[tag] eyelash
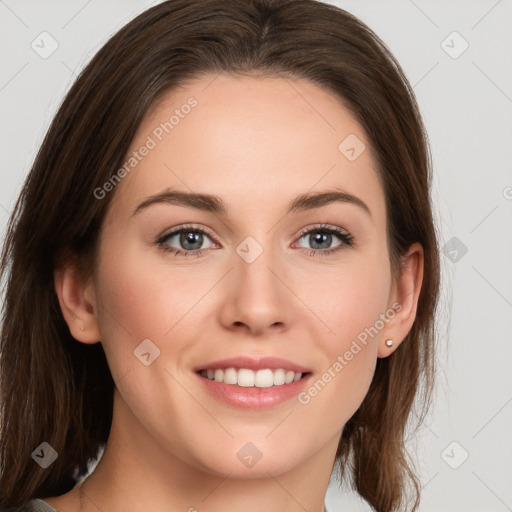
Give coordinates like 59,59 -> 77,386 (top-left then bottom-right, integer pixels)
155,223 -> 354,258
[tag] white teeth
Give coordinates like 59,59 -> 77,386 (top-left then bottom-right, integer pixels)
223,367 -> 238,385
254,369 -> 274,388
237,368 -> 254,387
273,368 -> 286,385
201,367 -> 305,387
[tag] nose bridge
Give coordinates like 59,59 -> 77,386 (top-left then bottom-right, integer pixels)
223,233 -> 290,332
234,233 -> 282,296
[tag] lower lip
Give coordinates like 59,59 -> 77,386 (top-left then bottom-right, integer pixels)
195,372 -> 312,410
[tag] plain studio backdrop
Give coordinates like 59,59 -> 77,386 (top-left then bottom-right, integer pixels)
1,1 -> 511,511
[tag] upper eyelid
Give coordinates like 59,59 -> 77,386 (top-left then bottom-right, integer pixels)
297,223 -> 349,236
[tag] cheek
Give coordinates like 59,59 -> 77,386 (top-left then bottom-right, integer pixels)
92,238 -> 203,371
309,251 -> 392,350
299,253 -> 391,420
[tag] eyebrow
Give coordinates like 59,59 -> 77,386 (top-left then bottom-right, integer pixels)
132,188 -> 371,217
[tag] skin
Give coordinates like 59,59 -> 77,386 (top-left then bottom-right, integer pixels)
51,73 -> 423,512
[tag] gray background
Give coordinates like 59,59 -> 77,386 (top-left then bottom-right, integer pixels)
1,1 -> 511,510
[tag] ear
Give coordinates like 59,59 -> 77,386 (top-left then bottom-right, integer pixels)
378,242 -> 424,358
54,258 -> 101,344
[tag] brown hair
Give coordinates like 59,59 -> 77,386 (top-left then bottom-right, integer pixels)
0,0 -> 440,510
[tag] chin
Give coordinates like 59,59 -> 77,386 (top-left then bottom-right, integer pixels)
200,453 -> 303,479
180,434 -> 306,478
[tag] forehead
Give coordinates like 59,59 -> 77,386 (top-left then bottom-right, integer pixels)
112,73 -> 385,222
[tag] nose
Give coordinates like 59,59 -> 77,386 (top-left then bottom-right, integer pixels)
219,241 -> 290,336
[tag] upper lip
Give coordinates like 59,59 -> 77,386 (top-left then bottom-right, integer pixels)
194,356 -> 312,374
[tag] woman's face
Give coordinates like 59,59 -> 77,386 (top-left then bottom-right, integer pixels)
88,74 -> 402,477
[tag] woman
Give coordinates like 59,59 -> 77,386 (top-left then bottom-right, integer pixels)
0,0 -> 440,511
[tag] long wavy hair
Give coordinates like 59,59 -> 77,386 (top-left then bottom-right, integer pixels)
0,1 -> 440,510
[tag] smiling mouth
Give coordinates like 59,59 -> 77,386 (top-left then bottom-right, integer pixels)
198,367 -> 311,388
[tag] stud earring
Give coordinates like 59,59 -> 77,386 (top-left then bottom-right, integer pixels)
80,326 -> 85,332
385,339 -> 393,347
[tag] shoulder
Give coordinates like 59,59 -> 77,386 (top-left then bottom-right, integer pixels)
0,500 -> 58,512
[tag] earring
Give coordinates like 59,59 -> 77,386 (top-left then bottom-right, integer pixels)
80,326 -> 85,332
385,339 -> 393,347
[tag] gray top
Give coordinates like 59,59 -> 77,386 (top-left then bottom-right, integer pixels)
19,499 -> 330,512
7,500 -> 58,512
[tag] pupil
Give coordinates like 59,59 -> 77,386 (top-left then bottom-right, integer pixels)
182,231 -> 202,250
312,232 -> 331,249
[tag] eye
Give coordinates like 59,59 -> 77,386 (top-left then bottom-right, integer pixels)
293,224 -> 354,257
156,224 -> 216,258
155,223 -> 354,258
